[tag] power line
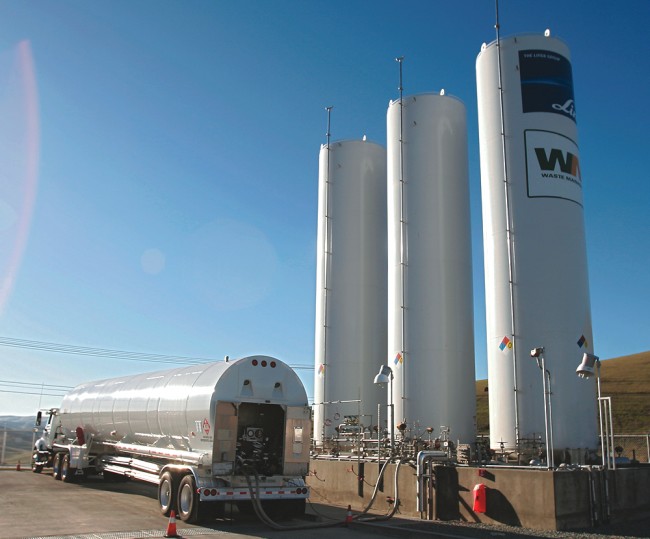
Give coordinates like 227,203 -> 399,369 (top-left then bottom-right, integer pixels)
0,389 -> 67,397
0,379 -> 71,398
0,336 -> 212,365
0,380 -> 74,390
0,336 -> 314,371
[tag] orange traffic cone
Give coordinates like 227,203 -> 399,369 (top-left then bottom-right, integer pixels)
345,504 -> 353,526
164,510 -> 180,538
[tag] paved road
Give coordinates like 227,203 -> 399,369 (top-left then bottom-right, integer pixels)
0,470 -> 376,539
3,469 -> 648,539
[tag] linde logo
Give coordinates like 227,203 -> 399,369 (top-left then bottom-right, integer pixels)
552,99 -> 577,120
525,129 -> 583,206
519,50 -> 576,123
534,147 -> 581,184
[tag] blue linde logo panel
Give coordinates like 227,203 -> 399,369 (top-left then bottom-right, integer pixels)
525,129 -> 583,206
519,49 -> 576,123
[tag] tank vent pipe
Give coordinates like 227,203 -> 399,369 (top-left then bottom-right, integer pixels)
494,0 -> 520,451
320,105 -> 334,442
395,55 -> 407,419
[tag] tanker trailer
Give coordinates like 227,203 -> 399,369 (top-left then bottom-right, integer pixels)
31,355 -> 311,523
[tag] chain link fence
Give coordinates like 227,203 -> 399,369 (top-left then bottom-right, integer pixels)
611,434 -> 650,463
0,428 -> 36,466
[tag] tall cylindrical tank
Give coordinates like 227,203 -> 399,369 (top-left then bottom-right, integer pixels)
386,93 -> 476,443
313,139 -> 387,444
476,33 -> 596,453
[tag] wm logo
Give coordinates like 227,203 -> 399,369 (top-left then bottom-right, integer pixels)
534,148 -> 581,179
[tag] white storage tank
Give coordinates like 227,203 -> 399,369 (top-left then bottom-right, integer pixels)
476,33 -> 596,453
386,93 -> 476,443
313,139 -> 388,444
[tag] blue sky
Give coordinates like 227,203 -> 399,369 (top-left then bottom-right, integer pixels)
0,1 -> 648,416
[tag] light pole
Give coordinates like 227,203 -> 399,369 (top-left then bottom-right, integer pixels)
531,347 -> 554,468
374,365 -> 394,458
576,352 -> 615,469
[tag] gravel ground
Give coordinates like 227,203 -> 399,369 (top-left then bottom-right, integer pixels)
307,500 -> 650,539
352,514 -> 650,539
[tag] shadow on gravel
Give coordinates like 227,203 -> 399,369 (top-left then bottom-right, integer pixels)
50,472 -> 160,500
354,514 -> 650,539
571,515 -> 650,538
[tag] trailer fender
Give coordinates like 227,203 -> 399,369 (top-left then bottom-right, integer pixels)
159,464 -> 196,483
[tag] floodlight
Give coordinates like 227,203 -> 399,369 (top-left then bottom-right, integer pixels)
576,353 -> 599,378
530,347 -> 544,358
373,365 -> 392,386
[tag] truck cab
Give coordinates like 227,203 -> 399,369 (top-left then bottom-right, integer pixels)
31,408 -> 61,473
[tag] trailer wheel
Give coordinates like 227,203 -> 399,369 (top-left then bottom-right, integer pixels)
61,454 -> 75,483
176,474 -> 199,523
158,471 -> 177,517
52,453 -> 62,480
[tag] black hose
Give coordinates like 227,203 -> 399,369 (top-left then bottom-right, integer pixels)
242,456 -> 405,530
243,468 -> 345,530
351,457 -> 391,518
354,457 -> 404,522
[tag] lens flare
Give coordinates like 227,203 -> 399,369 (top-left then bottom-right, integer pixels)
0,40 -> 40,315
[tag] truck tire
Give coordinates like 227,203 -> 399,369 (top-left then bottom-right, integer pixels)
52,453 -> 62,480
176,474 -> 200,523
61,454 -> 75,483
158,471 -> 177,517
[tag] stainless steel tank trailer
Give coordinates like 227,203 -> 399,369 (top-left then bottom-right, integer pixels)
32,355 -> 312,523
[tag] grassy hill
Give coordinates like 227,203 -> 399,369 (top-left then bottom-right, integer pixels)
476,350 -> 650,435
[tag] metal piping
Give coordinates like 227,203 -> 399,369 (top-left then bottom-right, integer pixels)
395,56 -> 407,419
415,450 -> 449,513
494,0 -> 520,450
545,367 -> 555,468
320,106 -> 333,442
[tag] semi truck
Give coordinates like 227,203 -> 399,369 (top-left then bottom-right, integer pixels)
31,355 -> 312,523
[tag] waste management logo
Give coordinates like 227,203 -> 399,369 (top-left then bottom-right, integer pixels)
525,129 -> 582,206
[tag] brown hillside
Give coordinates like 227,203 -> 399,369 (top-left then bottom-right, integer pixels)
476,350 -> 650,435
